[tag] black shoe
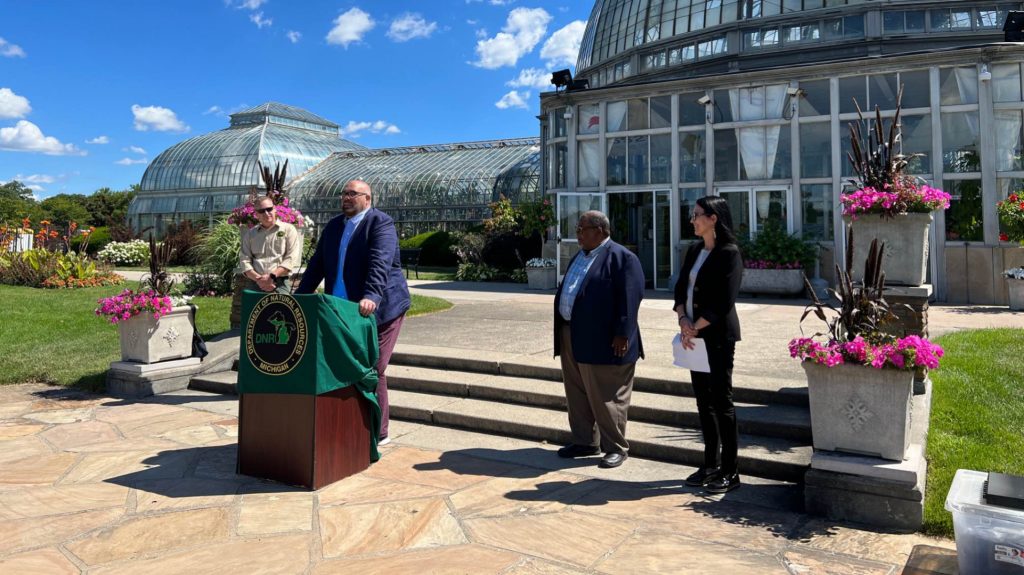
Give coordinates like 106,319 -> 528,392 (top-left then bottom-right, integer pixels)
598,452 -> 627,468
684,467 -> 721,487
557,444 -> 600,458
705,473 -> 740,494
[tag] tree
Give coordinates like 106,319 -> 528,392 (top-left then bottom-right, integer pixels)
85,187 -> 136,227
39,194 -> 91,226
0,180 -> 38,224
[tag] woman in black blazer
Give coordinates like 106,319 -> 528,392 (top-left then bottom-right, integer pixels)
673,195 -> 744,494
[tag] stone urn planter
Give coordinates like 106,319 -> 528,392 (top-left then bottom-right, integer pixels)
802,361 -> 914,461
118,306 -> 195,364
1008,279 -> 1024,311
844,212 -> 932,286
526,266 -> 557,290
740,268 -> 805,295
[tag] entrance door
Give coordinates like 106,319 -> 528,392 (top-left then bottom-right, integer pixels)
606,190 -> 673,289
556,193 -> 605,276
714,186 -> 792,238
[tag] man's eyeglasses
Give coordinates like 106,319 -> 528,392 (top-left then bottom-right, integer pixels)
255,207 -> 274,215
341,190 -> 368,198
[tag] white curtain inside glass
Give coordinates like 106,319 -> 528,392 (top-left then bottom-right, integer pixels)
994,110 -> 1023,171
728,85 -> 788,179
578,140 -> 601,187
954,68 -> 980,136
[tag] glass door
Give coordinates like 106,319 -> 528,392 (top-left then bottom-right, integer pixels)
714,185 -> 792,238
556,193 -> 605,276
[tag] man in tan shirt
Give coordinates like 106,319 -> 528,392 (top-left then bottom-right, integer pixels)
238,195 -> 302,294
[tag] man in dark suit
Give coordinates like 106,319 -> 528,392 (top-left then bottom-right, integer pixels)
297,179 -> 411,445
553,210 -> 644,468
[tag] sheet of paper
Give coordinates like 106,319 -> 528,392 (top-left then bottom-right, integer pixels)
672,334 -> 710,373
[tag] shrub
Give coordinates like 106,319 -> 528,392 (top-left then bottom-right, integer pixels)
98,240 -> 150,266
481,232 -> 532,270
738,222 -> 818,270
70,226 -> 111,255
0,248 -> 60,286
456,263 -> 502,281
0,249 -> 122,288
399,230 -> 458,266
182,271 -> 231,296
163,220 -> 202,266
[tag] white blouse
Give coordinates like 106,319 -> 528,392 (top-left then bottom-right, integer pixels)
685,248 -> 712,321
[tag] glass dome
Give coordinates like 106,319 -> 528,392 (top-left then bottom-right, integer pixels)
290,138 -> 541,234
577,1 -> 1012,86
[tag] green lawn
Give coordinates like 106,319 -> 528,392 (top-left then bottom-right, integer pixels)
924,328 -> 1024,537
0,285 -> 450,390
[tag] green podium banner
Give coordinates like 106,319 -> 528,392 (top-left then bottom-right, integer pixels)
238,291 -> 381,457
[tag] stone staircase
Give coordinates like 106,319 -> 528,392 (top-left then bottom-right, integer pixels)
190,340 -> 813,483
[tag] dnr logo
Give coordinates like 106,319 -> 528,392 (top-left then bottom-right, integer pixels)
245,294 -> 308,376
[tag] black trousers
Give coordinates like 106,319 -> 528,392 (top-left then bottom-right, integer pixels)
690,340 -> 738,475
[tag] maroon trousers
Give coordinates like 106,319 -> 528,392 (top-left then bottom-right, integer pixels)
375,313 -> 405,439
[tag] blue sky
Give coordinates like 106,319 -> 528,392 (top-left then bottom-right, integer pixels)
0,1 -> 588,198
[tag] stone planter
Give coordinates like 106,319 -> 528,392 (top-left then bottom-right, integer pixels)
1008,278 -> 1024,311
740,268 -> 805,295
802,361 -> 914,461
844,212 -> 932,286
526,266 -> 557,290
118,305 -> 195,364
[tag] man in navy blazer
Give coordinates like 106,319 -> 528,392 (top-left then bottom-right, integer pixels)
553,210 -> 644,469
297,179 -> 411,445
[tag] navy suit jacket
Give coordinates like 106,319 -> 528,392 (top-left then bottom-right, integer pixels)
297,208 -> 411,325
553,240 -> 645,365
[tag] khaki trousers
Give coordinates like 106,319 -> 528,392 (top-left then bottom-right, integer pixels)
559,325 -> 634,455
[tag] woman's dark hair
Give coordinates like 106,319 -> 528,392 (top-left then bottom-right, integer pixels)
696,195 -> 737,246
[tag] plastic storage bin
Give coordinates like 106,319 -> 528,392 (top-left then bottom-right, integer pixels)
945,469 -> 1024,575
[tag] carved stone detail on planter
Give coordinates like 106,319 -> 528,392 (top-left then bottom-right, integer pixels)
840,394 -> 874,432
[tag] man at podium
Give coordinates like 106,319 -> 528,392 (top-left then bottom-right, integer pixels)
297,179 -> 411,446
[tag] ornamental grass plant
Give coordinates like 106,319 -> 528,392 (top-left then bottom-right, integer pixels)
789,225 -> 943,371
842,86 -> 951,220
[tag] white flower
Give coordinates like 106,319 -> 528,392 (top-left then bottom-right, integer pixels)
1005,267 -> 1024,280
170,295 -> 193,307
525,257 -> 556,268
302,215 -> 315,229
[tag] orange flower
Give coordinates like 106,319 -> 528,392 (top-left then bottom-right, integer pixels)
49,230 -> 58,238
21,217 -> 30,228
40,220 -> 51,226
70,222 -> 78,232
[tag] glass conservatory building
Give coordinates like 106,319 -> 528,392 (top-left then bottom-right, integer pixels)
541,0 -> 1024,304
289,139 -> 541,236
131,103 -> 366,235
130,104 -> 541,237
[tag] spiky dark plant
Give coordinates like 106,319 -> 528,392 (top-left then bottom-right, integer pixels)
140,235 -> 176,296
257,160 -> 289,203
846,85 -> 923,207
800,224 -> 903,344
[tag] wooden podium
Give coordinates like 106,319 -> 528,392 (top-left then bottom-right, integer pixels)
236,292 -> 381,490
238,386 -> 371,489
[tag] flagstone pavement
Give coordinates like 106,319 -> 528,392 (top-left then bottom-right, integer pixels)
0,382 -> 963,575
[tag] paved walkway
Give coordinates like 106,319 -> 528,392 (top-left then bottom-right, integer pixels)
3,280 -> 1015,574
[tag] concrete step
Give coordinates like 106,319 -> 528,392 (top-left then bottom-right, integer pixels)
387,364 -> 811,442
390,343 -> 809,407
190,370 -> 238,395
388,389 -> 811,483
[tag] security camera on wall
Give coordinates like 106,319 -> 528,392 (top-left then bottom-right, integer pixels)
696,95 -> 711,105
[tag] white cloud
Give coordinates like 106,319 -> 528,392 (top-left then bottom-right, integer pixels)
507,68 -> 553,89
115,157 -> 149,165
326,7 -> 375,48
239,0 -> 266,9
286,30 -> 302,43
472,7 -> 551,69
250,11 -> 272,28
387,13 -> 437,42
15,173 -> 56,185
85,135 -> 109,144
131,104 -> 189,132
0,120 -> 84,155
204,105 -> 223,115
125,145 -> 146,155
540,20 -> 586,67
0,37 -> 25,58
0,88 -> 31,119
495,90 -> 529,109
339,120 -> 401,138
